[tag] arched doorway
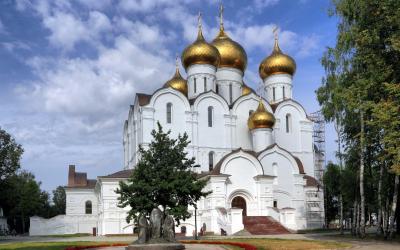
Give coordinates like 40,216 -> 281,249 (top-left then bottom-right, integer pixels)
231,196 -> 247,217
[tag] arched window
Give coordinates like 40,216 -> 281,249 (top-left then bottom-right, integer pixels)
285,114 -> 291,133
208,106 -> 213,127
273,87 -> 276,101
282,86 -> 285,99
229,84 -> 233,103
208,151 -> 215,171
166,103 -> 172,124
85,200 -> 92,214
249,110 -> 254,116
216,84 -> 219,94
204,77 -> 207,91
194,78 -> 197,93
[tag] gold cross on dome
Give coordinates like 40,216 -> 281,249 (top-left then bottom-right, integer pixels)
219,3 -> 224,27
198,12 -> 202,29
273,26 -> 279,40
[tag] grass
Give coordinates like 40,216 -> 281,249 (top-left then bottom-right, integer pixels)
0,238 -> 352,250
183,238 -> 351,250
0,241 -> 130,250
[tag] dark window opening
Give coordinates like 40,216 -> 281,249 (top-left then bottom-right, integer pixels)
204,77 -> 207,91
208,106 -> 213,127
273,200 -> 277,208
85,201 -> 92,214
194,78 -> 197,93
167,103 -> 172,124
208,151 -> 214,171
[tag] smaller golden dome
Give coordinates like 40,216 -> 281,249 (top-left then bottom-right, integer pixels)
248,100 -> 275,130
164,59 -> 188,96
181,13 -> 220,70
242,83 -> 253,96
259,38 -> 296,80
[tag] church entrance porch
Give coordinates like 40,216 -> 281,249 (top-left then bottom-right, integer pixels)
231,196 -> 247,217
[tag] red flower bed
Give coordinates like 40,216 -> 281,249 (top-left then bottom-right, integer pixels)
181,240 -> 257,250
65,243 -> 128,250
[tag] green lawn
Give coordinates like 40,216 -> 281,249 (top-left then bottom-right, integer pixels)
182,238 -> 351,250
0,241 -> 129,250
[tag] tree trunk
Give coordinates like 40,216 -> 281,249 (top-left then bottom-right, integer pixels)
356,202 -> 360,236
389,175 -> 399,239
352,200 -> 357,235
335,119 -> 344,235
383,197 -> 389,239
359,110 -> 366,238
21,212 -> 25,234
377,162 -> 384,236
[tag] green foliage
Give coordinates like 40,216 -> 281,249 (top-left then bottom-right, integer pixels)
323,162 -> 341,224
318,0 -> 400,236
52,186 -> 66,215
0,127 -> 23,182
117,122 -> 211,224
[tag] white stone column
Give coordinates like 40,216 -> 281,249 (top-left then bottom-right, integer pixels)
263,74 -> 293,104
216,67 -> 243,105
187,64 -> 217,99
251,128 -> 273,152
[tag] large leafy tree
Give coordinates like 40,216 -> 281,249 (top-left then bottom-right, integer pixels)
0,127 -> 23,182
318,0 -> 400,238
117,123 -> 210,224
52,186 -> 66,215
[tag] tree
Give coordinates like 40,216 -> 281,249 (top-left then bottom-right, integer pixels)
318,0 -> 400,238
323,162 -> 341,225
7,171 -> 43,233
52,186 -> 66,215
117,122 -> 210,225
0,127 -> 23,181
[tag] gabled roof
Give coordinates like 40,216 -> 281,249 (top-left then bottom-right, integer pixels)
210,148 -> 259,175
99,169 -> 133,179
257,143 -> 305,174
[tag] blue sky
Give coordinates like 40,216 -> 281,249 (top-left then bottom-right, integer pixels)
0,0 -> 339,192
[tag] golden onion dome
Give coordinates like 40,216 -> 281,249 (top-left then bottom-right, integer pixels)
164,59 -> 188,96
181,14 -> 220,70
212,6 -> 247,71
259,38 -> 296,80
248,100 -> 276,130
242,83 -> 253,96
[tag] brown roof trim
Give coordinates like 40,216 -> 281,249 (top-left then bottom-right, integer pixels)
271,98 -> 308,116
136,93 -> 152,106
210,148 -> 261,175
257,143 -> 305,174
65,179 -> 96,189
304,175 -> 321,187
99,169 -> 133,179
189,90 -> 230,108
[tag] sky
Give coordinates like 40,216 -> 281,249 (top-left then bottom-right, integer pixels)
0,0 -> 339,192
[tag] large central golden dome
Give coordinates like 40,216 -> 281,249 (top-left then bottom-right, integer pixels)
164,59 -> 188,96
181,16 -> 220,70
211,7 -> 247,72
212,29 -> 247,72
248,100 -> 275,130
259,38 -> 296,80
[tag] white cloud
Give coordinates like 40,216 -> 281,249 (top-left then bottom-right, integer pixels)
43,10 -> 111,51
253,0 -> 280,8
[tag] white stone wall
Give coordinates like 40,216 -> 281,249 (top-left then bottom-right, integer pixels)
66,189 -> 98,216
29,215 -> 97,236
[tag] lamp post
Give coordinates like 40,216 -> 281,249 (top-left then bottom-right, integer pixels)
194,208 -> 198,240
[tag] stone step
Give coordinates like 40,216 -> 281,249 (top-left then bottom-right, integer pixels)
243,216 -> 290,235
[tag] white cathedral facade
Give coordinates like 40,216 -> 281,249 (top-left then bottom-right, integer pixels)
30,11 -> 324,236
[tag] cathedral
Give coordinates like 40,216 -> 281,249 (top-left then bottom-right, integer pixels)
30,9 -> 324,236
